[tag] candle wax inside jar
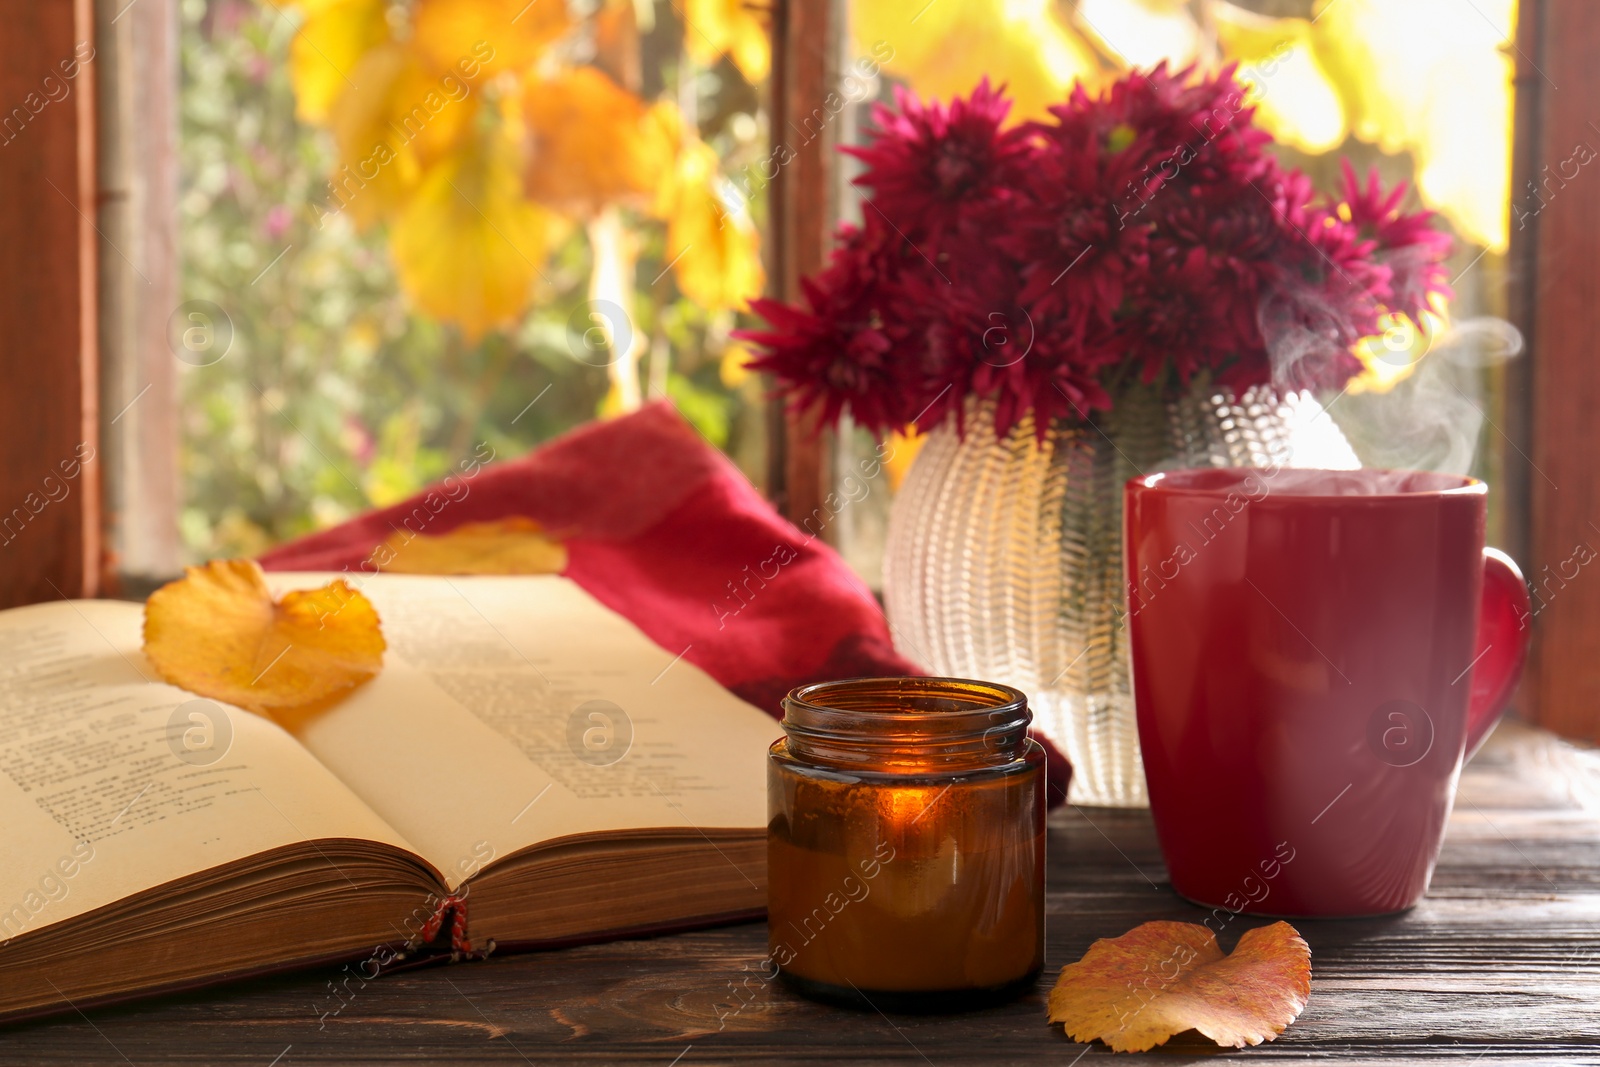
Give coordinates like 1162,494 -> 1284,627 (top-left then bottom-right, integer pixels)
767,772 -> 1045,993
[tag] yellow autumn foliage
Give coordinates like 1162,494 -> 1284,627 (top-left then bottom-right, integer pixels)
662,139 -> 764,311
852,0 -> 1102,122
289,0 -> 390,124
286,0 -> 1517,348
719,341 -> 754,388
390,124 -> 556,342
683,0 -> 771,83
1209,1 -> 1345,155
411,0 -> 570,75
1074,0 -> 1200,70
522,67 -> 682,218
289,0 -> 767,340
327,43 -> 482,228
1311,0 -> 1514,251
883,430 -> 924,493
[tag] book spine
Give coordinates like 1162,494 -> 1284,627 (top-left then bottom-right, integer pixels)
417,892 -> 473,957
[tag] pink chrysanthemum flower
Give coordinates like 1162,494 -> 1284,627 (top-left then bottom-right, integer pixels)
845,78 -> 1033,245
1337,161 -> 1454,317
1004,111 -> 1152,328
739,68 -> 1455,441
741,221 -> 915,432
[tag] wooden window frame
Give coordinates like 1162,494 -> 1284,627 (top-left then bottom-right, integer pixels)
766,0 -> 843,530
97,0 -> 183,589
0,0 -> 101,606
2,0 -> 1598,742
1506,0 -> 1600,742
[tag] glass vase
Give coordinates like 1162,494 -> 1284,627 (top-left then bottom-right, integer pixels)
881,381 -> 1361,807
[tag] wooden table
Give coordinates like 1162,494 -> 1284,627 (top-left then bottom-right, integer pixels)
6,721 -> 1599,1065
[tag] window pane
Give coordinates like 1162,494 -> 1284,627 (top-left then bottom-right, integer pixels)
834,0 -> 1519,575
177,0 -> 770,560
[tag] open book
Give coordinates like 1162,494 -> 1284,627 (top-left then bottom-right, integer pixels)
0,574 -> 777,1022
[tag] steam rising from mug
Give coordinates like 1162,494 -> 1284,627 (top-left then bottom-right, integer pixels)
1266,307 -> 1524,477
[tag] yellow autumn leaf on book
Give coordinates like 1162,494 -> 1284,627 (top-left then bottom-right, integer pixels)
391,124 -> 555,340
411,0 -> 570,76
381,517 -> 568,574
523,67 -> 681,217
683,0 -> 770,82
143,560 -> 386,718
290,0 -> 390,124
1048,921 -> 1311,1053
662,139 -> 764,311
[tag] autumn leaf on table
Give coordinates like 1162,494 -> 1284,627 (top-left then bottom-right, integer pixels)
380,517 -> 568,575
1048,921 -> 1311,1053
143,560 -> 386,719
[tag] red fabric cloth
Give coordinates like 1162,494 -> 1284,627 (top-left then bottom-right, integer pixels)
259,402 -> 1070,805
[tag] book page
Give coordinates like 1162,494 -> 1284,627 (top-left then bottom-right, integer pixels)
273,574 -> 780,891
0,600 -> 420,944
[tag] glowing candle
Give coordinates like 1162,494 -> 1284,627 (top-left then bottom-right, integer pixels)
767,678 -> 1046,1010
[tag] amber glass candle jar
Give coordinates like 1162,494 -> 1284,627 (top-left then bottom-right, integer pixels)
767,677 -> 1046,1010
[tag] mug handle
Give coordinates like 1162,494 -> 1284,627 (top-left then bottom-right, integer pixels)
1463,547 -> 1533,760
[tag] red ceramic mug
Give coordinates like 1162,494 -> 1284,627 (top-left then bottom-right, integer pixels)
1124,468 -> 1531,918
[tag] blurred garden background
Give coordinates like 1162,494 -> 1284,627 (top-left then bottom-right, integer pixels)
177,0 -> 1517,563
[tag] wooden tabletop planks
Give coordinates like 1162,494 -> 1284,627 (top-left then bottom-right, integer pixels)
4,720 -> 1598,1065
